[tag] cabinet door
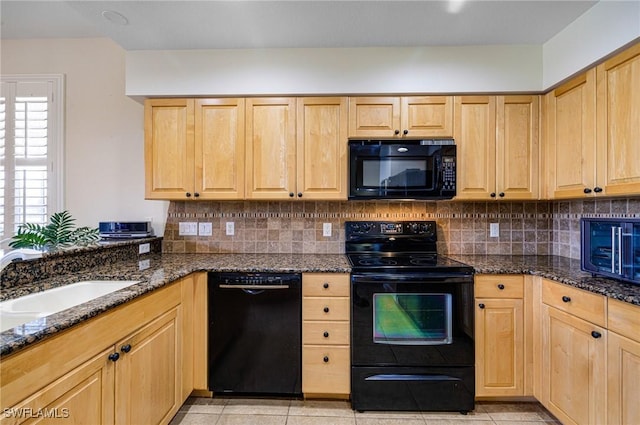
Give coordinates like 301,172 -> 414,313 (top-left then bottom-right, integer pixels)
296,97 -> 348,200
542,305 -> 606,425
546,70 -> 597,199
496,95 -> 539,200
454,96 -> 497,200
144,99 -> 195,200
608,331 -> 640,425
401,96 -> 454,138
596,42 -> 640,196
115,308 -> 181,425
5,348 -> 115,425
245,98 -> 297,199
195,99 -> 245,199
348,97 -> 401,138
475,298 -> 524,396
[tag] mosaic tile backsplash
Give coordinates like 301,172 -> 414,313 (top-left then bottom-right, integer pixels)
163,198 -> 639,258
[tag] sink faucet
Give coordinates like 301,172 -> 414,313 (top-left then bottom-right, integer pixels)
0,248 -> 43,275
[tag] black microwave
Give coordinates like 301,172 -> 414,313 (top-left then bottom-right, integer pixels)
581,218 -> 640,285
348,139 -> 457,200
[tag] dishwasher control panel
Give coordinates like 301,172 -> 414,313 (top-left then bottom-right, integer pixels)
215,272 -> 301,286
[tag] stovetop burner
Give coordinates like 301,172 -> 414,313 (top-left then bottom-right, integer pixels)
345,221 -> 473,274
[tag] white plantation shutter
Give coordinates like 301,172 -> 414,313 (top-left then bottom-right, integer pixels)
0,76 -> 63,247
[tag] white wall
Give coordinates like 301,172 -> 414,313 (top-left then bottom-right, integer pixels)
0,38 -> 168,235
543,0 -> 640,88
126,45 -> 542,97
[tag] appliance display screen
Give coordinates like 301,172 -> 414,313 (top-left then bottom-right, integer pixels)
373,293 -> 452,345
362,158 -> 434,189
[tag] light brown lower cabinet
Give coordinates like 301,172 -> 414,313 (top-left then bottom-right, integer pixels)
540,279 -> 607,425
607,299 -> 640,425
0,274 -> 206,425
302,273 -> 350,397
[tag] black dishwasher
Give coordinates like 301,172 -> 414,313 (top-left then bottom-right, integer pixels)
208,272 -> 302,395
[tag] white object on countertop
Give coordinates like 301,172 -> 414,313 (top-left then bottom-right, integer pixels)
0,248 -> 44,274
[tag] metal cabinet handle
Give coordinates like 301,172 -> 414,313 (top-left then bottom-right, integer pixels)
323,331 -> 329,338
323,282 -> 329,289
108,353 -> 120,362
499,192 -> 505,198
594,187 -> 603,193
562,296 -> 571,303
194,192 -> 200,198
478,303 -> 485,309
323,306 -> 330,313
121,344 -> 132,353
584,188 -> 592,194
289,192 -> 294,197
497,284 -> 505,290
394,129 -> 400,135
186,192 -> 192,198
403,129 -> 408,135
490,193 -> 496,198
591,331 -> 602,339
323,356 -> 329,363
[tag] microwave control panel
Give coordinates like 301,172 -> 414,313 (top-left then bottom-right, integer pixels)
442,156 -> 456,191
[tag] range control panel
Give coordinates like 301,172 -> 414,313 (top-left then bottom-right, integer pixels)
346,221 -> 436,237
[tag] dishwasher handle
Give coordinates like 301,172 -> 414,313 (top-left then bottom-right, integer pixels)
218,284 -> 290,290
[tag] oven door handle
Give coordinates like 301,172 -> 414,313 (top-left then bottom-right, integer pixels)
352,273 -> 473,283
218,284 -> 290,290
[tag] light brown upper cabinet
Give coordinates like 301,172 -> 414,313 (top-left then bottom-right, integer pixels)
545,70 -> 598,199
246,97 -> 348,200
596,42 -> 640,196
145,98 -> 245,200
145,98 -> 195,200
454,95 -> 539,200
545,42 -> 640,199
348,96 -> 453,138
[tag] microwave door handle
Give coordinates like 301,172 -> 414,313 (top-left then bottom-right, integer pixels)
618,226 -> 623,275
612,226 -> 617,273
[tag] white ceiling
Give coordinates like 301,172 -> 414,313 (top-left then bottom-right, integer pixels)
0,0 -> 601,50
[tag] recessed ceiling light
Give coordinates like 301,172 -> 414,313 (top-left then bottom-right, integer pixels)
102,10 -> 129,26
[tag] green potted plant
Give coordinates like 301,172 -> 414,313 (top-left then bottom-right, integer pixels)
9,210 -> 100,251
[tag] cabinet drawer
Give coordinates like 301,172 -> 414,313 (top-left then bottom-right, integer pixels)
475,275 -> 524,298
542,279 -> 606,326
608,299 -> 640,342
303,273 -> 350,297
302,346 -> 350,394
303,297 -> 350,321
303,321 -> 350,345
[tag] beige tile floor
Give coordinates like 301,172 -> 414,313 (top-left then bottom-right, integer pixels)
170,397 -> 563,425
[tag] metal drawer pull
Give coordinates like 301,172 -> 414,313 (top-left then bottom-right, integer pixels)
323,331 -> 329,338
323,356 -> 329,363
478,303 -> 485,309
591,331 -> 602,339
562,296 -> 571,303
121,344 -> 132,353
323,306 -> 330,313
497,284 -> 505,290
108,353 -> 120,362
323,283 -> 329,289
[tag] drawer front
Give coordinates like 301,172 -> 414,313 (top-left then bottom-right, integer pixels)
542,279 -> 606,326
302,346 -> 350,394
303,321 -> 350,345
303,297 -> 350,321
608,298 -> 640,342
475,275 -> 524,298
303,273 -> 350,297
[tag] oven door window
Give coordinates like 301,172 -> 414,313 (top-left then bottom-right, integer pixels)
373,293 -> 452,345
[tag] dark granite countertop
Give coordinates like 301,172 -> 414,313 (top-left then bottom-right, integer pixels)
2,253 -> 639,357
0,253 -> 350,356
447,254 -> 640,306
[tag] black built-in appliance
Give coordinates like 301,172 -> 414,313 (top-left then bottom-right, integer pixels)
347,221 -> 475,412
581,218 -> 640,285
349,139 -> 457,200
208,272 -> 302,395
